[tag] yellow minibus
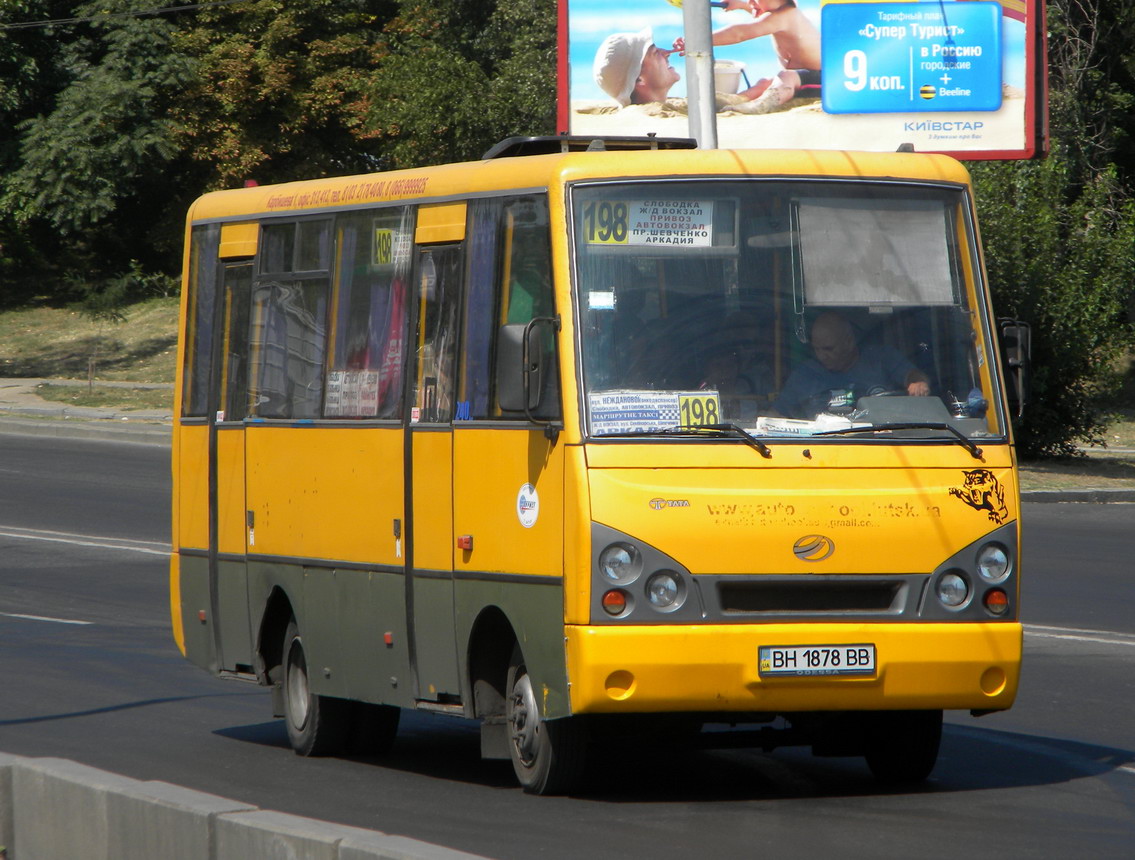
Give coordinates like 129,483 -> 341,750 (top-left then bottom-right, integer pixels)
171,136 -> 1025,794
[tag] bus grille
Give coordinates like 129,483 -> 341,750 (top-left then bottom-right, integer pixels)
717,581 -> 903,614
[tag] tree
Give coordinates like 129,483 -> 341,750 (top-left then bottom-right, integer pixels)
1,0 -> 197,289
170,0 -> 395,188
364,0 -> 556,168
970,0 -> 1135,457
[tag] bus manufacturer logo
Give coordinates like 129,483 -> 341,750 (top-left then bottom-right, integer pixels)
793,534 -> 835,562
649,498 -> 690,510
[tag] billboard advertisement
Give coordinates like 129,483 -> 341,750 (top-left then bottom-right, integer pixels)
562,0 -> 1044,159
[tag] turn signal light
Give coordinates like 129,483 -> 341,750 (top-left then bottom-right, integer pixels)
983,588 -> 1009,616
601,589 -> 628,616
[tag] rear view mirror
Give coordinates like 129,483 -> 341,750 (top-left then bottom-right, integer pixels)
998,318 -> 1031,420
496,322 -> 544,413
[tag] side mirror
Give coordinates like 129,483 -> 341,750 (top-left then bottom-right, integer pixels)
496,321 -> 545,413
998,318 -> 1031,420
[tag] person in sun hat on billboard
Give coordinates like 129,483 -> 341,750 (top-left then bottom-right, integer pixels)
594,28 -> 681,106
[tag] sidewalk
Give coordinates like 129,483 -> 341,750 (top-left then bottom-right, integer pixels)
1,377 -> 1132,501
0,377 -> 171,446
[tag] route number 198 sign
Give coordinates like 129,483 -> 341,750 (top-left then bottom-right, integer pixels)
821,2 -> 1003,114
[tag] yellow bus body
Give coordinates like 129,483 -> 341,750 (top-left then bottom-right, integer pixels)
172,140 -> 1022,792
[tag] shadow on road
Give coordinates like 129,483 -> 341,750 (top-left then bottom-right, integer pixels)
209,710 -> 1135,800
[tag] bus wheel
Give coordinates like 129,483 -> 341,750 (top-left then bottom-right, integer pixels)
864,710 -> 943,784
282,619 -> 348,756
505,645 -> 587,795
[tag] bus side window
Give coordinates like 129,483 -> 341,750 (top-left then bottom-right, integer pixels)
324,208 -> 413,419
411,245 -> 463,423
248,220 -> 332,420
181,224 -> 221,418
458,195 -> 559,421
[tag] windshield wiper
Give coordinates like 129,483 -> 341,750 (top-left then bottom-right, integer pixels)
811,421 -> 983,460
598,424 -> 773,458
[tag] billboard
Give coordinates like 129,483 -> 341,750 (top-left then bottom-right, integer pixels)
561,0 -> 1045,159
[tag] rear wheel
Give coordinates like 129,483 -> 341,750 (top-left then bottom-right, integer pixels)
282,619 -> 348,756
506,644 -> 587,795
864,709 -> 943,784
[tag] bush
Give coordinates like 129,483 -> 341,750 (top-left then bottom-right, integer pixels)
972,152 -> 1135,457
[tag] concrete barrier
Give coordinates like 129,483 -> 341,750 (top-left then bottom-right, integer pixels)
0,753 -> 486,860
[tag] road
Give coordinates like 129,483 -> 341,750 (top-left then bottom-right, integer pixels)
1,433 -> 1133,858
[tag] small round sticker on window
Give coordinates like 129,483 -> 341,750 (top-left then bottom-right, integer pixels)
517,483 -> 539,529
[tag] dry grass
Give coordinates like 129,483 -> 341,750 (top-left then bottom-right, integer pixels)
33,383 -> 173,411
0,298 -> 179,383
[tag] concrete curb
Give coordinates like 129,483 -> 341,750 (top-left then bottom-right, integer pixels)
0,752 -> 486,860
1019,488 -> 1135,503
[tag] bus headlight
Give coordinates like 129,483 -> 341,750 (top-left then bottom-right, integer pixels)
599,543 -> 642,585
936,572 -> 970,608
646,570 -> 685,611
976,543 -> 1011,584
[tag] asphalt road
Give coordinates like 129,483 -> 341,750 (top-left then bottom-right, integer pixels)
1,433 -> 1133,859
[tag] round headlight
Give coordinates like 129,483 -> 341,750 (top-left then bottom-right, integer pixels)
599,543 -> 642,585
936,572 -> 970,608
646,570 -> 684,611
976,543 -> 1010,583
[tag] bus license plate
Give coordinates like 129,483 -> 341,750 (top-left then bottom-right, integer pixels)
759,644 -> 876,677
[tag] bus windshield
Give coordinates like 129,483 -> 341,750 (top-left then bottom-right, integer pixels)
572,180 -> 1003,441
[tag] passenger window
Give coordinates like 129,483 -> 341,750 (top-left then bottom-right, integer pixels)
181,224 -> 220,418
458,195 -> 559,421
324,208 -> 413,418
248,219 -> 332,419
411,245 -> 463,423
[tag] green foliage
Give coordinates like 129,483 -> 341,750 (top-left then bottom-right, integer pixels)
970,0 -> 1135,457
365,0 -> 556,167
974,155 -> 1135,457
170,0 -> 394,187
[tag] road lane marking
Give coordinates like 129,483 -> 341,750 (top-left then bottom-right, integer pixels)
1024,624 -> 1135,648
0,612 -> 92,625
0,525 -> 168,556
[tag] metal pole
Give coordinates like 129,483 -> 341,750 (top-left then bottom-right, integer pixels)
682,0 -> 718,149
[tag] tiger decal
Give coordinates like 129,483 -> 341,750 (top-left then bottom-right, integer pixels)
949,469 -> 1009,524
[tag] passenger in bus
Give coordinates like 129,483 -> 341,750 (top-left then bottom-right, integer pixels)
771,311 -> 930,419
593,29 -> 681,106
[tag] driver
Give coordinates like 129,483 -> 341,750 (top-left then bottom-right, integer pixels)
772,311 -> 930,418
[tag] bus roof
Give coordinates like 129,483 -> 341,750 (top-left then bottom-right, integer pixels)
186,146 -> 973,225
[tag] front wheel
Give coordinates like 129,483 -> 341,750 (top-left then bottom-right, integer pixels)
505,644 -> 587,795
282,619 -> 348,756
864,709 -> 943,784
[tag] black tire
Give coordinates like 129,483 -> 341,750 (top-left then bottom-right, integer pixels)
864,709 -> 943,784
505,644 -> 587,795
346,702 -> 400,756
281,619 -> 349,756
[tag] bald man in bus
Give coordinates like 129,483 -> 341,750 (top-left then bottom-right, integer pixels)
772,311 -> 930,418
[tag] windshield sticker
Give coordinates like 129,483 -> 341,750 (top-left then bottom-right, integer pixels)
755,415 -> 868,437
949,469 -> 1008,524
589,390 -> 719,434
588,290 -> 616,310
583,200 -> 713,247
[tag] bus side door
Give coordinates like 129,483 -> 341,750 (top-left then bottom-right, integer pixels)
406,229 -> 465,703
